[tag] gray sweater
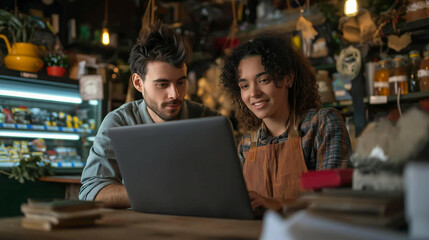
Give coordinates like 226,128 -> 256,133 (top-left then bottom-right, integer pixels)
79,99 -> 218,200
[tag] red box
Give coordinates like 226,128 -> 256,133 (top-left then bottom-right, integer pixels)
301,168 -> 354,190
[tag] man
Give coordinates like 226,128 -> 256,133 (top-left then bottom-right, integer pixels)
79,22 -> 218,208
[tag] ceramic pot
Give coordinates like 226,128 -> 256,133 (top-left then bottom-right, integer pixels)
0,34 -> 44,72
46,66 -> 66,77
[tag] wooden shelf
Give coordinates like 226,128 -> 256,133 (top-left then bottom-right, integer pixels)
0,67 -> 78,86
382,18 -> 429,36
322,100 -> 353,108
367,91 -> 429,105
235,11 -> 325,42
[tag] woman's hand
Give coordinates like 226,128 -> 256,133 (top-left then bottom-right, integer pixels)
249,191 -> 283,211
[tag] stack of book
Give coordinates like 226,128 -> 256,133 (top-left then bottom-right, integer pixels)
21,199 -> 103,231
298,189 -> 405,228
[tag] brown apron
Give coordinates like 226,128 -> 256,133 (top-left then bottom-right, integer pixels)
243,130 -> 308,200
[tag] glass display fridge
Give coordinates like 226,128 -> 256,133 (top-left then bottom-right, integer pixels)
0,69 -> 101,174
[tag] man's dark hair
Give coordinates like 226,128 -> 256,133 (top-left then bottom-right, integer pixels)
129,21 -> 191,80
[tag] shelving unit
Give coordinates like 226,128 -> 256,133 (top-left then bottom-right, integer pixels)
0,69 -> 101,171
382,18 -> 429,36
368,91 -> 429,105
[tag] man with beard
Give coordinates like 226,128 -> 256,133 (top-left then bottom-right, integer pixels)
79,22 -> 218,208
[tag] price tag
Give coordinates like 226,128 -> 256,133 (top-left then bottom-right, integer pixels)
32,125 -> 45,130
339,100 -> 352,106
20,72 -> 38,79
344,83 -> 352,91
74,162 -> 85,167
75,128 -> 85,133
62,127 -> 74,132
369,96 -> 388,104
46,126 -> 59,131
335,90 -> 346,97
16,124 -> 28,129
374,82 -> 389,88
0,162 -> 16,167
2,123 -> 15,128
61,162 -> 73,167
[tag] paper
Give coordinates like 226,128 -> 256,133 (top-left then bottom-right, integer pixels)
79,75 -> 103,101
259,210 -> 408,240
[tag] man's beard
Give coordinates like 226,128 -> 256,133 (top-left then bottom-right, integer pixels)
144,93 -> 183,121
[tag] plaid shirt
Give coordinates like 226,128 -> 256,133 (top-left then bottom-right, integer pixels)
238,108 -> 352,170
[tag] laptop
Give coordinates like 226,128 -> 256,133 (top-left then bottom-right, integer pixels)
109,116 -> 254,219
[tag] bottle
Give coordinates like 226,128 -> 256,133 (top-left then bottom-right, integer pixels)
373,60 -> 390,96
389,56 -> 409,95
408,50 -> 421,92
418,50 -> 429,91
0,106 -> 5,124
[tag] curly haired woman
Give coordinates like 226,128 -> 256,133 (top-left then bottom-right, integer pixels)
220,34 -> 352,211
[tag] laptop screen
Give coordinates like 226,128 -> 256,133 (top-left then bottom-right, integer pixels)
109,116 -> 254,219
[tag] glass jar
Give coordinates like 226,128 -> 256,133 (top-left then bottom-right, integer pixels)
418,50 -> 429,91
389,56 -> 409,95
373,60 -> 390,96
408,50 -> 421,92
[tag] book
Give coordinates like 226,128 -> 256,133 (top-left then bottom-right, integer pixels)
307,209 -> 406,228
300,168 -> 353,190
21,216 -> 97,231
26,199 -> 99,212
21,204 -> 104,219
298,189 -> 405,228
20,199 -> 106,231
299,189 -> 403,216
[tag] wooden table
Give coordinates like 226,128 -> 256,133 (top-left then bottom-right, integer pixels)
0,209 -> 262,240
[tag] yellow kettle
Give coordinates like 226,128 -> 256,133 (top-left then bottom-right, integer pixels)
0,34 -> 44,73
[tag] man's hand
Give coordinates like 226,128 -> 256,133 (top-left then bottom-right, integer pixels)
249,191 -> 283,211
95,184 -> 130,209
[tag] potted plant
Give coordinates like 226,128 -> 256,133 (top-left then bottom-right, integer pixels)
0,9 -> 47,72
44,52 -> 69,77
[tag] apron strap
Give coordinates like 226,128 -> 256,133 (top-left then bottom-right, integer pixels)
250,130 -> 259,149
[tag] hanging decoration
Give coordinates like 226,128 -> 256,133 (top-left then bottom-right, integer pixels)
374,1 -> 409,52
336,46 -> 361,79
222,0 -> 239,55
340,10 -> 377,43
387,33 -> 411,52
296,14 -> 318,41
140,0 -> 157,36
295,1 -> 317,57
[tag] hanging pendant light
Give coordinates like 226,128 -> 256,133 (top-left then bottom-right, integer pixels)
102,26 -> 110,45
101,0 -> 110,45
344,0 -> 358,17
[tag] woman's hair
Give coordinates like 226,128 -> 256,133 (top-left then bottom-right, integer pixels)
219,33 -> 321,135
129,21 -> 191,80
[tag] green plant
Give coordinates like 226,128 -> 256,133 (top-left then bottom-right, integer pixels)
0,9 -> 46,44
0,156 -> 53,183
44,52 -> 69,68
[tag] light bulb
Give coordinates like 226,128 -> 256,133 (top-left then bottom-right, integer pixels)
344,0 -> 358,17
102,27 -> 110,45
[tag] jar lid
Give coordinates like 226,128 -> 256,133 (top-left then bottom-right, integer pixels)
409,50 -> 420,58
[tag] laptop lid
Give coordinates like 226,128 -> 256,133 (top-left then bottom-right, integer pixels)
109,116 -> 254,219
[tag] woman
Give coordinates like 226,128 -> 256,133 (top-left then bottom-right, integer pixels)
220,34 -> 352,211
